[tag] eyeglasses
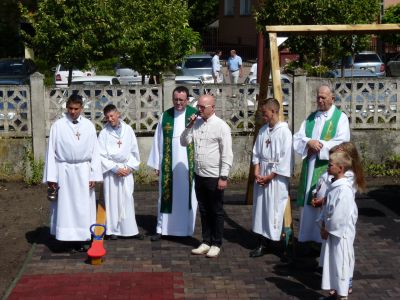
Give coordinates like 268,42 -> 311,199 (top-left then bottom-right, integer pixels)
196,104 -> 212,109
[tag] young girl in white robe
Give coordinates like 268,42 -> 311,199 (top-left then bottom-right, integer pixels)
315,142 -> 365,297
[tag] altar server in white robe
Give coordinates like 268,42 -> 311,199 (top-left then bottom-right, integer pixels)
319,151 -> 358,299
43,94 -> 102,247
98,104 -> 142,239
147,86 -> 198,241
250,98 -> 293,258
293,84 -> 350,243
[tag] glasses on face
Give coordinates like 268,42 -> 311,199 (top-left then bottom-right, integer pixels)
196,104 -> 212,110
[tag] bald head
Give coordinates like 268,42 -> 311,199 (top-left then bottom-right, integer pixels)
197,94 -> 215,120
316,84 -> 334,112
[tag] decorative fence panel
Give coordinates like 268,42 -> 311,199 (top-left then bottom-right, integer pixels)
0,85 -> 31,137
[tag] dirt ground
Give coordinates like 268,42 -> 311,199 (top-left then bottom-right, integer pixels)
0,181 -> 48,298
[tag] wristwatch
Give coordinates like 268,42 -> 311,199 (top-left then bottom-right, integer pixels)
219,176 -> 228,181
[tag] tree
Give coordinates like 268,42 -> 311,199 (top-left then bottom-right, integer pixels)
255,0 -> 381,69
188,0 -> 219,34
20,0 -> 122,85
381,3 -> 400,47
118,0 -> 200,77
0,0 -> 24,57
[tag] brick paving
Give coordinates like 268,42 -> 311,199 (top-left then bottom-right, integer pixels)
6,183 -> 400,299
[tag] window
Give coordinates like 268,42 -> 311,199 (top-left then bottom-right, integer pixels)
224,0 -> 234,16
240,0 -> 252,16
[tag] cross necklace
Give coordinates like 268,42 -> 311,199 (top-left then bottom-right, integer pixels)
72,120 -> 81,140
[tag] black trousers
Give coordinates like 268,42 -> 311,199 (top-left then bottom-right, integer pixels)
194,174 -> 224,247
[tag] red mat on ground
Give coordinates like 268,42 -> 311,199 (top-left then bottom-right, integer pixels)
8,272 -> 184,299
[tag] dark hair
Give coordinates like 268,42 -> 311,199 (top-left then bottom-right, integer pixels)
215,50 -> 222,55
103,103 -> 118,115
66,93 -> 83,107
262,98 -> 280,112
173,86 -> 189,99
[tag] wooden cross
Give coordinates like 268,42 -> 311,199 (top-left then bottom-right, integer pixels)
164,122 -> 173,134
76,131 -> 81,140
117,140 -> 122,148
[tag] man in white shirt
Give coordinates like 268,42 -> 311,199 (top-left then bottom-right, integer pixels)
43,94 -> 103,252
212,50 -> 222,84
293,84 -> 350,247
181,94 -> 233,258
98,104 -> 143,240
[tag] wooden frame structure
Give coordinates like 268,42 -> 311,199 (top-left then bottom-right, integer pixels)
265,24 -> 400,120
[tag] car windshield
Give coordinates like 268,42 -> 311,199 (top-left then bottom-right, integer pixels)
0,62 -> 26,75
184,58 -> 212,69
354,54 -> 381,63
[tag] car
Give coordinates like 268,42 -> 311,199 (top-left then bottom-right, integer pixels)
386,53 -> 400,77
176,54 -> 223,84
54,64 -> 95,88
352,51 -> 385,77
175,75 -> 203,85
115,65 -> 149,85
0,58 -> 37,85
325,68 -> 378,78
70,76 -> 120,85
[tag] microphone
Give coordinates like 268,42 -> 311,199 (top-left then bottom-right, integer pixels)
186,111 -> 200,128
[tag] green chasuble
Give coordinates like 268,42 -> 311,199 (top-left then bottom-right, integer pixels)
297,107 -> 342,207
160,106 -> 197,213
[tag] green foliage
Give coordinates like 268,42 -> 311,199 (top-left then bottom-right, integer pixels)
20,0 -> 122,74
188,0 -> 219,34
381,4 -> 400,46
119,0 -> 200,75
133,163 -> 158,185
24,147 -> 44,185
256,0 -> 380,67
0,0 -> 24,57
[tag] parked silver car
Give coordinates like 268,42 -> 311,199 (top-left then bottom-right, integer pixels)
352,52 -> 385,77
386,53 -> 400,77
176,54 -> 223,84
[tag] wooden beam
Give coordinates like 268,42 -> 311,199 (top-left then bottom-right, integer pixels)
269,33 -> 284,121
266,24 -> 400,35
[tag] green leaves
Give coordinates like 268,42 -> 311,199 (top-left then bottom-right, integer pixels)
256,0 -> 380,68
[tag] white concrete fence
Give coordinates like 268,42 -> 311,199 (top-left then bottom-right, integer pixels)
0,73 -> 399,178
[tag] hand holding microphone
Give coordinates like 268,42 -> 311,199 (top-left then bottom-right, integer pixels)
186,111 -> 200,128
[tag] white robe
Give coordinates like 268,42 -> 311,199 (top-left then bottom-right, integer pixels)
98,120 -> 141,236
43,114 -> 102,241
319,178 -> 357,297
252,122 -> 292,241
293,105 -> 350,242
147,109 -> 197,236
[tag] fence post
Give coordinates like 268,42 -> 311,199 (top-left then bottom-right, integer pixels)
162,72 -> 176,111
30,72 -> 46,161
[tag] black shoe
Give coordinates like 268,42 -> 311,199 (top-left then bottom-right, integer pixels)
133,233 -> 144,240
249,245 -> 267,258
110,234 -> 118,240
150,233 -> 162,242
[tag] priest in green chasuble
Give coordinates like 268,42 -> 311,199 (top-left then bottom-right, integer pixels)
147,86 -> 198,241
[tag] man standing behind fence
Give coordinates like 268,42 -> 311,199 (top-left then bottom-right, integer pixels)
147,86 -> 198,242
293,84 -> 350,247
43,94 -> 102,252
226,49 -> 243,97
181,94 -> 233,258
98,104 -> 143,240
212,50 -> 222,84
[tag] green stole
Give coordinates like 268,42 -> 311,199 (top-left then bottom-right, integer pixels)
160,106 -> 197,213
297,107 -> 342,207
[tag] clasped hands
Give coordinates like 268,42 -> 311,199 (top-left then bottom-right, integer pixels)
116,167 -> 131,177
307,140 -> 323,157
255,174 -> 273,186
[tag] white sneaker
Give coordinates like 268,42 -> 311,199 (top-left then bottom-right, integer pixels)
191,243 -> 210,255
206,246 -> 221,258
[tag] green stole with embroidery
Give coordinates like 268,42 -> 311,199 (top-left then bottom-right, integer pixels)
296,107 -> 342,207
160,106 -> 196,213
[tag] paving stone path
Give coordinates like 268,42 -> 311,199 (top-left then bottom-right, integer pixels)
7,184 -> 400,299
